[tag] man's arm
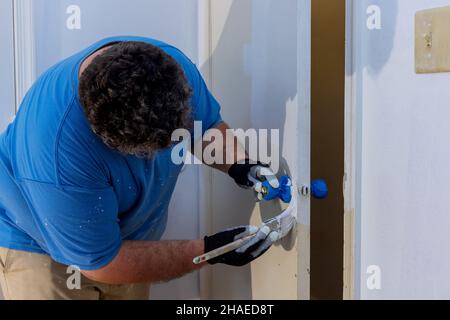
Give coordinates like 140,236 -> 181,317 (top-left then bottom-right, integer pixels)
81,225 -> 267,284
82,240 -> 204,285
203,122 -> 248,173
204,122 -> 280,200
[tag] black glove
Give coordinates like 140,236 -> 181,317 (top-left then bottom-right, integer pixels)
228,160 -> 269,189
204,226 -> 271,267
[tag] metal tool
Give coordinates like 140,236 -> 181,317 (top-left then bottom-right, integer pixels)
193,178 -> 328,265
193,232 -> 258,265
250,174 -> 293,203
193,185 -> 297,265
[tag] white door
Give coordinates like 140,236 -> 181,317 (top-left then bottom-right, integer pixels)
202,0 -> 312,299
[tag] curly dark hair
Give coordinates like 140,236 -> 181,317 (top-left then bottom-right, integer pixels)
79,41 -> 193,157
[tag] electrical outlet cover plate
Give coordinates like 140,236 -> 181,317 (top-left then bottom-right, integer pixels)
415,6 -> 450,74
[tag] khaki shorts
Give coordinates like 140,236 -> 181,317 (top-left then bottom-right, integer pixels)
0,247 -> 150,300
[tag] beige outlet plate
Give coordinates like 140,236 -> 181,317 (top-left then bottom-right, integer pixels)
416,6 -> 450,74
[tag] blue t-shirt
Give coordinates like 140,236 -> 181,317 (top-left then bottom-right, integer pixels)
0,36 -> 222,270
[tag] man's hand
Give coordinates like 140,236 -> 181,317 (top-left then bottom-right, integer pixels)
228,160 -> 279,200
205,184 -> 296,268
204,225 -> 272,267
237,201 -> 296,256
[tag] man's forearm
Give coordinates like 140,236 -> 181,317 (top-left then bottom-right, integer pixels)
205,122 -> 248,173
81,240 -> 205,285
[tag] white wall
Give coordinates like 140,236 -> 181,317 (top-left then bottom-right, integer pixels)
21,0 -> 203,300
32,0 -> 200,76
0,0 -> 16,131
352,0 -> 450,299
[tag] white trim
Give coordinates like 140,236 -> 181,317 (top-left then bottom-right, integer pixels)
13,0 -> 36,110
0,0 -> 16,129
197,0 -> 213,86
297,0 -> 311,300
343,0 -> 356,300
343,0 -> 363,300
197,0 -> 213,300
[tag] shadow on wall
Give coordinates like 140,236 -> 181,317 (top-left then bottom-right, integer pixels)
248,0 -> 298,253
350,0 -> 398,300
353,0 -> 399,76
201,0 -> 299,299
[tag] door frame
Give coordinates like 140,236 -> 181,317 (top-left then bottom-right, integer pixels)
297,0 -> 312,300
199,0 -> 312,300
0,0 -> 16,129
197,0 -> 214,300
343,0 -> 359,300
12,0 -> 35,109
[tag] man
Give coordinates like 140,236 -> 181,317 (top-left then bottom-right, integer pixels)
0,36 -> 279,300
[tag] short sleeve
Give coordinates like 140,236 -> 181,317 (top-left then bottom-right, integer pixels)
20,180 -> 122,270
